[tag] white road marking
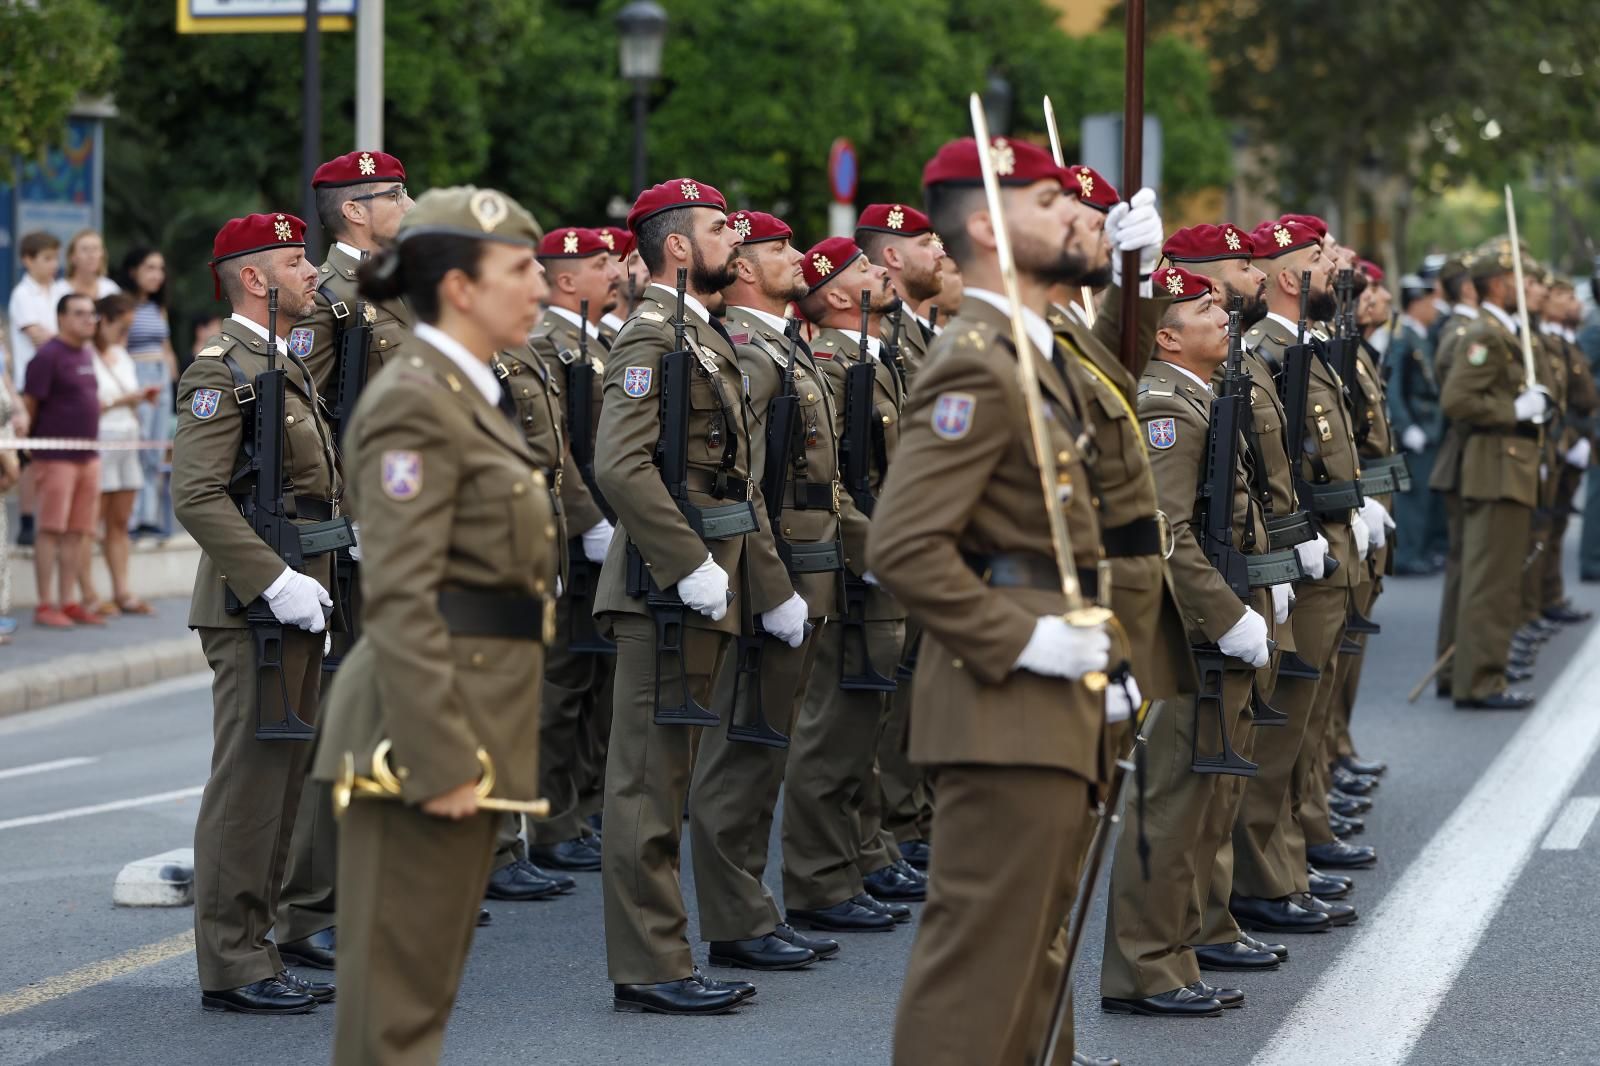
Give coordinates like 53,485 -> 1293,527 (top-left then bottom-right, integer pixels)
0,1025 -> 91,1065
0,757 -> 98,782
1540,795 -> 1600,850
1252,622 -> 1600,1066
0,786 -> 204,833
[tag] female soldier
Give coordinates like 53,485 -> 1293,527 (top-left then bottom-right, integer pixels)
312,186 -> 557,1065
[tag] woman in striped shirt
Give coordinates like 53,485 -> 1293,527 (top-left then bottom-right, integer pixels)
119,247 -> 176,539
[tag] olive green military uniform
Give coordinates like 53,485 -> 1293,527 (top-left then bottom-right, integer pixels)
591,283 -> 791,985
525,308 -> 617,850
1428,309 -> 1480,693
1540,326 -> 1598,610
173,317 -> 340,993
311,336 -> 557,1066
1101,359 -> 1270,1001
783,324 -> 909,911
277,242 -> 415,947
689,305 -> 859,942
871,298 -> 1114,1066
1442,308 -> 1540,700
485,337 -> 571,871
1522,327 -> 1567,622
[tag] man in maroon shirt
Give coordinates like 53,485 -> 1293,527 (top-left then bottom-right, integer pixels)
23,293 -> 103,627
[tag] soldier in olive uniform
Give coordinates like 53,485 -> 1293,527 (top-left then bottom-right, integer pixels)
686,209 -> 849,970
874,135 -> 1116,1066
175,213 -> 340,1014
591,179 -> 804,1015
309,186 -> 558,1065
277,148 -> 415,974
1101,266 -> 1275,1019
1385,276 -> 1445,575
784,236 -> 927,931
1539,278 -> 1597,619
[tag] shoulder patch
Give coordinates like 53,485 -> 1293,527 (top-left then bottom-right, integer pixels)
381,450 -> 423,501
932,392 -> 976,440
191,388 -> 222,420
1146,417 -> 1177,450
288,327 -> 314,359
1467,344 -> 1488,366
623,366 -> 654,397
197,345 -> 225,359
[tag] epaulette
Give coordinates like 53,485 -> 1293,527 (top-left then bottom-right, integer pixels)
196,344 -> 227,359
1140,377 -> 1175,398
814,337 -> 837,360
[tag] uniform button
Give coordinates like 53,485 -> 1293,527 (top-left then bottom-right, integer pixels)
544,524 -> 556,538
806,393 -> 816,402
532,471 -> 546,486
513,483 -> 527,495
881,415 -> 891,425
471,652 -> 486,667
1057,450 -> 1071,463
379,338 -> 388,348
952,658 -> 964,669
784,527 -> 793,536
535,579 -> 547,594
285,415 -> 296,425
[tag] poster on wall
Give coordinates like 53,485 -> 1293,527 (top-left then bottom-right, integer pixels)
2,117 -> 102,298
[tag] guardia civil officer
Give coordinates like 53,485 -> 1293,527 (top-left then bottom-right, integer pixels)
309,186 -> 558,1065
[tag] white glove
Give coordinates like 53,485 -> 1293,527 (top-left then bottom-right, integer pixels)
1359,497 -> 1393,552
675,554 -> 730,621
347,521 -> 362,562
760,592 -> 808,648
1295,533 -> 1329,581
1105,188 -> 1163,284
1350,510 -> 1371,560
1401,424 -> 1428,454
1013,615 -> 1111,680
1271,582 -> 1292,625
1567,438 -> 1592,469
581,519 -> 615,564
263,566 -> 333,634
1514,388 -> 1549,423
861,570 -> 881,586
1105,673 -> 1140,725
1217,607 -> 1270,668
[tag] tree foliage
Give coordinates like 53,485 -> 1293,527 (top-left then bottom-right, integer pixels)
0,0 -> 118,178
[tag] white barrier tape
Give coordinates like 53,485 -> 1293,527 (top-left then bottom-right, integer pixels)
4,438 -> 172,451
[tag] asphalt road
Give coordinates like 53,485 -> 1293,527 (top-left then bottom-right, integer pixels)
2,548 -> 1598,1066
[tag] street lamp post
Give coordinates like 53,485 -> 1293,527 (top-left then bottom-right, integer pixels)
982,71 -> 1014,137
616,0 -> 669,197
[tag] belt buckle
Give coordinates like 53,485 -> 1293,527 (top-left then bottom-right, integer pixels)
330,300 -> 350,321
553,468 -> 563,497
831,480 -> 842,514
232,382 -> 257,406
1156,509 -> 1174,560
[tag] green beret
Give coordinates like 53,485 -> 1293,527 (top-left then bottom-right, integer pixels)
398,186 -> 544,248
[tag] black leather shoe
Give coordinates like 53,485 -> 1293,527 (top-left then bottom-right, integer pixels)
1306,840 -> 1377,869
708,932 -> 816,971
477,908 -> 492,927
787,898 -> 896,933
1230,895 -> 1331,934
1332,767 -> 1378,794
858,892 -> 913,922
773,922 -> 839,958
1307,865 -> 1352,890
523,861 -> 576,893
1328,790 -> 1372,817
1307,870 -> 1352,900
1329,812 -> 1365,837
278,926 -> 336,970
1239,932 -> 1288,960
864,863 -> 926,902
1101,986 -> 1223,1017
1455,690 -> 1536,710
201,977 -> 318,1015
278,970 -> 334,1003
613,978 -> 742,1015
1297,893 -> 1357,927
1506,666 -> 1535,683
1435,684 -> 1452,700
692,967 -> 756,1000
899,839 -> 931,871
1193,940 -> 1280,971
485,860 -> 565,901
530,838 -> 603,872
1073,1053 -> 1121,1066
1188,980 -> 1244,1009
1337,754 -> 1387,777
1545,601 -> 1594,624
586,812 -> 604,834
1508,652 -> 1537,671
895,858 -> 928,884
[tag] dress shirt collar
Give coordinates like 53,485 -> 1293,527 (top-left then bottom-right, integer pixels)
229,313 -> 288,357
414,322 -> 502,406
965,287 -> 1054,361
546,303 -> 603,343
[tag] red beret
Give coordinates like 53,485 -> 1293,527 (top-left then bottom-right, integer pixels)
1064,165 -> 1120,212
1251,220 -> 1320,259
727,210 -> 792,244
626,178 -> 728,231
1358,259 -> 1385,283
1163,223 -> 1252,264
1154,265 -> 1214,303
922,136 -> 1061,189
209,212 -> 307,299
538,227 -> 610,259
593,225 -> 635,258
801,237 -> 864,294
855,203 -> 932,237
1278,213 -> 1329,239
312,150 -> 406,189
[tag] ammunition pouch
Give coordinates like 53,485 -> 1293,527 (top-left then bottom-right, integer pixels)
1359,452 -> 1413,495
1246,548 -> 1305,588
1265,511 -> 1317,551
1307,479 -> 1364,516
779,539 -> 844,575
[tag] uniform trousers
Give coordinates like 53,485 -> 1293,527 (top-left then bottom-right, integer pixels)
332,803 -> 498,1066
893,764 -> 1093,1066
1452,499 -> 1532,700
194,625 -> 320,990
877,619 -> 933,845
1327,541 -> 1385,765
688,619 -> 823,941
1289,585 -> 1354,857
532,593 -> 615,845
1542,463 -> 1583,609
1391,445 -> 1439,572
1435,492 -> 1464,691
601,614 -> 731,984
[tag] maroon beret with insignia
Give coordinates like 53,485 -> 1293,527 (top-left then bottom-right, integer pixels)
1278,213 -> 1329,239
855,203 -> 932,237
1358,259 -> 1385,284
538,227 -> 610,259
921,137 -> 1062,189
1250,220 -> 1320,259
727,210 -> 793,245
626,178 -> 728,231
209,212 -> 306,299
801,236 -> 865,294
593,225 -> 635,258
1163,223 -> 1253,264
1154,265 -> 1214,303
312,150 -> 406,188
1064,164 -> 1120,212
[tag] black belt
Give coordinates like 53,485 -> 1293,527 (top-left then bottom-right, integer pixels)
437,585 -> 553,642
1471,423 -> 1541,440
290,495 -> 335,521
1265,511 -> 1317,550
289,496 -> 353,557
684,468 -> 751,500
780,539 -> 844,574
1102,515 -> 1162,558
787,480 -> 839,512
963,551 -> 1098,600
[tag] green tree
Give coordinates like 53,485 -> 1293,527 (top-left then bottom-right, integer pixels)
0,0 -> 118,178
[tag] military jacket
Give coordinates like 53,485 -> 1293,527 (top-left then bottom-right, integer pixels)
173,318 -> 340,628
296,243 -> 413,397
528,308 -> 609,535
312,337 -> 557,805
493,341 -> 570,584
1352,342 -> 1394,459
1556,328 -> 1599,445
1439,309 -> 1540,507
1384,322 -> 1443,445
1427,313 -> 1480,493
590,284 -> 790,635
881,309 -> 932,390
867,298 -> 1116,785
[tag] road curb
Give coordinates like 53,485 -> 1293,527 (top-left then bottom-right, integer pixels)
0,637 -> 206,719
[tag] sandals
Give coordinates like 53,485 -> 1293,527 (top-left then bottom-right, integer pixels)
116,598 -> 155,616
